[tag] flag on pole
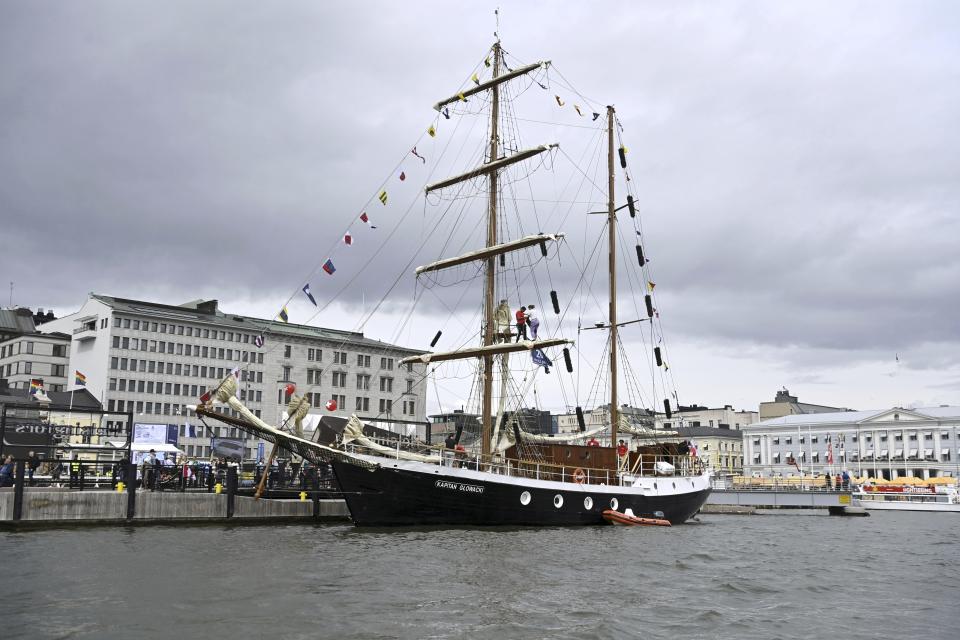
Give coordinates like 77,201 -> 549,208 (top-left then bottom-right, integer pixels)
254,334 -> 264,348
75,370 -> 87,386
344,232 -> 353,246
302,284 -> 317,306
322,259 -> 336,275
29,379 -> 43,395
277,306 -> 289,323
378,190 -> 388,205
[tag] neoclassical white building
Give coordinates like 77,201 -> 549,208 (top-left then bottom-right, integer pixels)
742,406 -> 960,480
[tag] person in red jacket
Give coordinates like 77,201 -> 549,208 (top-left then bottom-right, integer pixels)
514,306 -> 528,342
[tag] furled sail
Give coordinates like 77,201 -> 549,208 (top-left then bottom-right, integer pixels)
341,414 -> 440,463
416,234 -> 564,275
433,61 -> 550,112
425,144 -> 558,193
401,338 -> 572,365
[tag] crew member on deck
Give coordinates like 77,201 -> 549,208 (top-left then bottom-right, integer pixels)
444,433 -> 457,450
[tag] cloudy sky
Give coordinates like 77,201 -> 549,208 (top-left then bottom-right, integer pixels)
2,1 -> 958,414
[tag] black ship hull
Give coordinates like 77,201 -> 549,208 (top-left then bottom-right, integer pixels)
332,458 -> 711,527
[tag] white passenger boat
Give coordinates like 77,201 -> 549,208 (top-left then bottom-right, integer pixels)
852,484 -> 960,512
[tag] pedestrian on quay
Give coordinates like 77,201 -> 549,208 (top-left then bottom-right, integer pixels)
27,451 -> 40,486
142,449 -> 157,491
514,306 -> 528,342
824,473 -> 832,490
69,456 -> 80,489
0,455 -> 14,487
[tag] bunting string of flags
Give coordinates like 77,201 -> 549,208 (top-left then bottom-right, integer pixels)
378,190 -> 388,205
344,232 -> 353,246
302,284 -> 318,306
277,306 -> 289,323
322,259 -> 336,275
411,147 -> 426,163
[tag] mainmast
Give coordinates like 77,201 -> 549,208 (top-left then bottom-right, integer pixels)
607,105 -> 619,448
481,42 -> 502,458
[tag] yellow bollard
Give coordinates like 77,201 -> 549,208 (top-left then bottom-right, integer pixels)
215,483 -> 223,494
299,491 -> 308,501
116,482 -> 125,493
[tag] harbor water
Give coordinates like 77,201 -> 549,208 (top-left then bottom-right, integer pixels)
2,511 -> 957,639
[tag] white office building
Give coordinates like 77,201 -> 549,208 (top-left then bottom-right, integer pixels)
39,294 -> 428,460
742,406 -> 960,480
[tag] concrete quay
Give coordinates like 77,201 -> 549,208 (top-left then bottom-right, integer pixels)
0,488 -> 350,528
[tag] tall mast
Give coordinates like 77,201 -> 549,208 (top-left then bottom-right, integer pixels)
607,105 -> 618,448
481,42 -> 502,458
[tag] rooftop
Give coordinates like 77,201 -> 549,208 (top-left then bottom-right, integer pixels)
91,294 -> 424,354
749,406 -> 960,429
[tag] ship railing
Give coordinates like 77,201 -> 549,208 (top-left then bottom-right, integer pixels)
342,440 -> 700,486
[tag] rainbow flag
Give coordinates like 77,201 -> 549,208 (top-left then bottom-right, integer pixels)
29,379 -> 43,395
75,370 -> 87,386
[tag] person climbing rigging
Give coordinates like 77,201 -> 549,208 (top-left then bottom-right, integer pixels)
526,304 -> 539,339
515,306 -> 528,342
494,299 -> 512,343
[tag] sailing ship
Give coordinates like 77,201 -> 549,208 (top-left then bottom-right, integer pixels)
193,39 -> 711,526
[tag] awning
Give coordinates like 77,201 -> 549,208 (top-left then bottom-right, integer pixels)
785,451 -> 792,458
880,449 -> 888,457
925,448 -> 933,457
895,448 -> 903,457
131,443 -> 183,454
908,448 -> 918,457
923,432 -> 932,437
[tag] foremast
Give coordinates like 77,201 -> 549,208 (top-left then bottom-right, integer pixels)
401,43 -> 567,457
481,41 -> 502,458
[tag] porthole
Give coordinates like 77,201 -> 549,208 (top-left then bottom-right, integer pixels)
610,498 -> 619,511
520,491 -> 531,506
653,482 -> 658,489
672,482 -> 676,489
554,494 -> 564,508
583,496 -> 593,510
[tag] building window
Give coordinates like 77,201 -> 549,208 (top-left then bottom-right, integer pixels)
308,348 -> 321,362
785,437 -> 792,445
356,374 -> 370,390
381,357 -> 394,370
406,379 -> 414,393
379,377 -> 393,393
284,345 -> 292,358
282,366 -> 292,381
355,397 -> 370,412
357,354 -> 371,367
379,399 -> 393,414
332,371 -> 347,388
